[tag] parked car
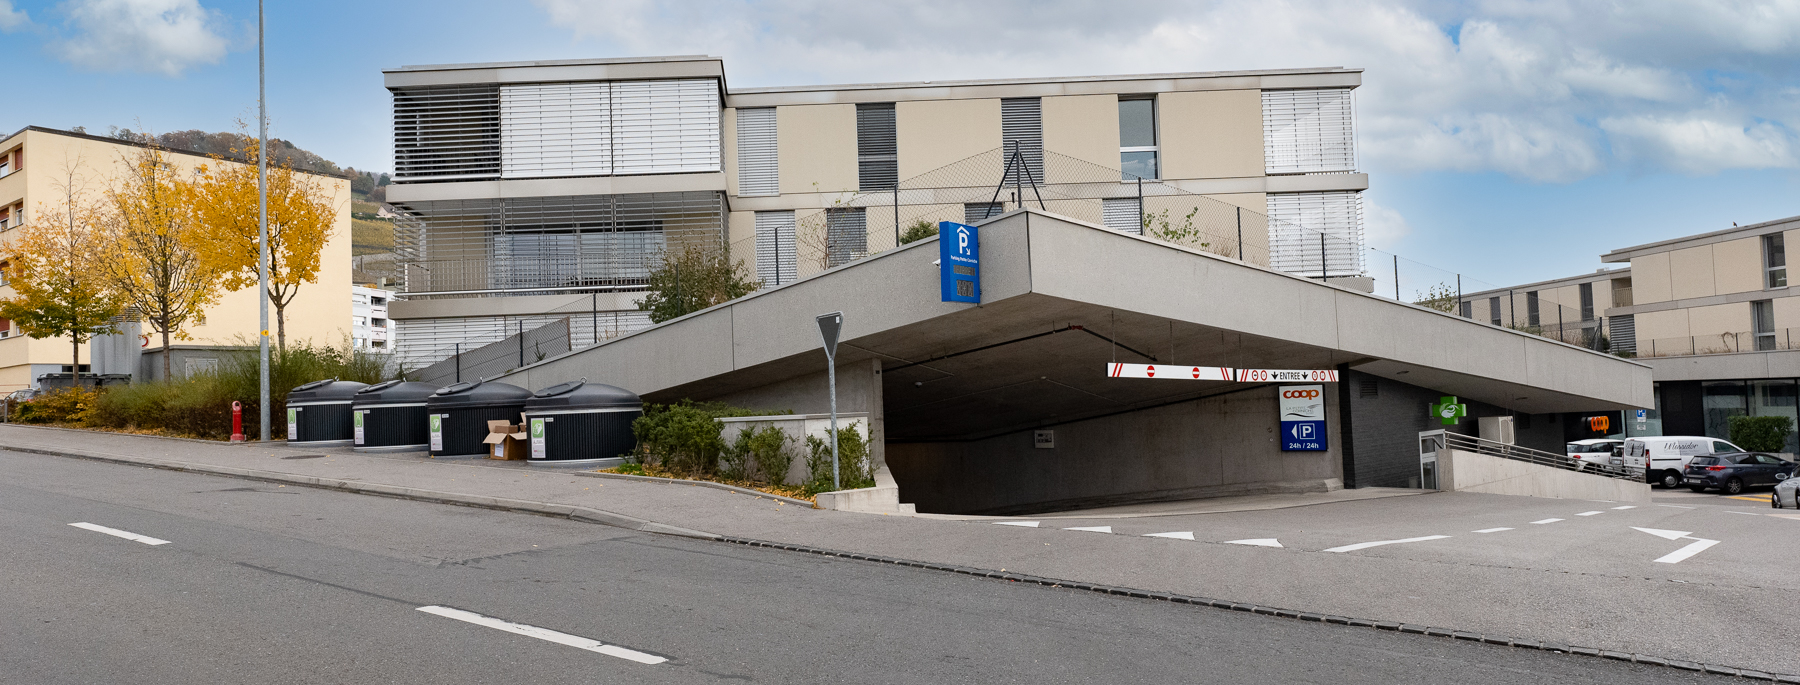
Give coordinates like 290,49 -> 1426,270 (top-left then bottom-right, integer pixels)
1683,453 -> 1796,495
1566,438 -> 1624,471
1616,436 -> 1747,488
1774,476 -> 1799,508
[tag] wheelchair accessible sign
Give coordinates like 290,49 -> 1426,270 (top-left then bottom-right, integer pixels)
1279,385 -> 1327,452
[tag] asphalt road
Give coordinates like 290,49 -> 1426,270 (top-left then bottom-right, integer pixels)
0,452 -> 1741,684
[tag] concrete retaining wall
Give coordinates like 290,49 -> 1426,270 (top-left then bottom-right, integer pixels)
1441,448 -> 1650,502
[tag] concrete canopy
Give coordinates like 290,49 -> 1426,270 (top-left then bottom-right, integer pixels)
501,208 -> 1652,432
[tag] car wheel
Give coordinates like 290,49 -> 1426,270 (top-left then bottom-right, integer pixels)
1659,471 -> 1683,489
1724,477 -> 1745,495
1689,484 -> 1709,493
1775,493 -> 1784,509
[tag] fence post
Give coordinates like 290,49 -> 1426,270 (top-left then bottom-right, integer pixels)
894,183 -> 900,248
1319,232 -> 1326,280
592,292 -> 598,347
1558,305 -> 1564,344
519,320 -> 526,368
1235,207 -> 1242,260
1392,254 -> 1399,300
1136,177 -> 1143,234
1456,274 -> 1463,317
454,342 -> 461,383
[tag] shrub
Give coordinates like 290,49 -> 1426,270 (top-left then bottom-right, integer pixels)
631,401 -> 778,476
1729,415 -> 1794,452
15,387 -> 102,424
727,424 -> 796,484
803,420 -> 873,495
898,220 -> 938,245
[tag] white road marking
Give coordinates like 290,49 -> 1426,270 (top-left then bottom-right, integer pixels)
1324,535 -> 1451,553
416,606 -> 666,665
69,522 -> 170,546
1631,527 -> 1694,540
1654,538 -> 1720,564
1223,538 -> 1283,548
1472,528 -> 1513,533
1530,518 -> 1564,525
1611,505 -> 1637,510
1723,511 -> 1762,516
993,521 -> 1040,528
1143,531 -> 1195,540
1656,504 -> 1697,509
1576,511 -> 1604,516
1063,526 -> 1112,533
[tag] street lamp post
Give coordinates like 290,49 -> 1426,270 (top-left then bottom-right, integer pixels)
257,0 -> 271,441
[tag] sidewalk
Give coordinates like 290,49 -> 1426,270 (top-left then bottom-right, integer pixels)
2,424 -> 1791,680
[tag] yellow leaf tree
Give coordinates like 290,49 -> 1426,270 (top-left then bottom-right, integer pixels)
191,136 -> 338,352
98,144 -> 223,381
0,154 -> 126,378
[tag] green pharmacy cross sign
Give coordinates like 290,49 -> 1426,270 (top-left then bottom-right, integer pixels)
1431,396 -> 1468,425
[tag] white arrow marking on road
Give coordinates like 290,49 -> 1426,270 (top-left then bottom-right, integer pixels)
1654,538 -> 1719,564
417,606 -> 666,665
1144,531 -> 1196,540
1611,505 -> 1637,510
1576,511 -> 1604,516
1472,528 -> 1513,533
1324,535 -> 1451,553
1223,538 -> 1283,548
993,521 -> 1040,528
1063,526 -> 1112,533
1632,527 -> 1693,540
1530,518 -> 1564,525
69,522 -> 170,546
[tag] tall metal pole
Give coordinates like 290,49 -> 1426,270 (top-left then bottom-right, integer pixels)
828,357 -> 839,491
1393,254 -> 1399,300
257,0 -> 271,441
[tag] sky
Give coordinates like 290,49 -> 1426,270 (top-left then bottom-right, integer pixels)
2,0 -> 1797,292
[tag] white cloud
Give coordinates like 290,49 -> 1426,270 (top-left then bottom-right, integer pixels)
533,0 -> 1800,182
1363,200 -> 1414,250
0,1 -> 28,31
52,0 -> 229,76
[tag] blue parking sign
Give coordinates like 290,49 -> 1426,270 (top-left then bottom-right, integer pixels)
939,221 -> 980,303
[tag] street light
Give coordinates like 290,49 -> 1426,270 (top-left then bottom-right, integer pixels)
257,0 -> 271,441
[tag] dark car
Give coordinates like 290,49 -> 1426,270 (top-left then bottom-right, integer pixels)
1685,453 -> 1797,495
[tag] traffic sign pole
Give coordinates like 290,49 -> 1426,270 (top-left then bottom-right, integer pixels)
817,312 -> 844,491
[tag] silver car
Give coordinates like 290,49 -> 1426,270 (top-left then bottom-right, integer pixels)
1776,474 -> 1799,509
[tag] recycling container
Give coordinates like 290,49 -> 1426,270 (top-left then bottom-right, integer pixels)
425,380 -> 532,458
350,380 -> 439,452
521,380 -> 643,463
285,379 -> 368,447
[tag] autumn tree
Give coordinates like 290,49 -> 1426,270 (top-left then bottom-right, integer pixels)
98,144 -> 223,380
191,136 -> 338,351
0,154 -> 125,378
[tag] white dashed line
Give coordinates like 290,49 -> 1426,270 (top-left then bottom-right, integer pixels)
1654,538 -> 1720,564
69,522 -> 170,546
1223,538 -> 1283,548
1576,511 -> 1604,516
1324,535 -> 1451,553
1657,504 -> 1697,509
416,606 -> 666,665
993,521 -> 1040,528
1611,505 -> 1637,510
1143,531 -> 1195,540
1472,528 -> 1513,533
1530,518 -> 1564,525
1723,511 -> 1762,516
1063,526 -> 1112,533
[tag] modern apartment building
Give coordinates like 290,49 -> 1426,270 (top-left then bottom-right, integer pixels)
0,126 -> 353,388
352,285 -> 394,350
384,56 -> 1369,367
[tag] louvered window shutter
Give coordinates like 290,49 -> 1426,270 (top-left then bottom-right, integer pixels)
613,79 -> 721,175
736,108 -> 779,196
1262,89 -> 1356,174
755,211 -> 797,287
856,103 -> 897,191
964,203 -> 1004,224
1267,191 -> 1364,278
1001,98 -> 1044,185
1103,198 -> 1142,235
501,83 -> 612,178
826,208 -> 869,267
392,85 -> 501,181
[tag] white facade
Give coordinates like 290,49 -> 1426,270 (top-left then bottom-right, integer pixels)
352,285 -> 395,351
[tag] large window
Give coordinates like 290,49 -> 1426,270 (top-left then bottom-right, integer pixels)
1754,299 -> 1777,351
1118,97 -> 1158,180
856,103 -> 897,191
1765,233 -> 1787,289
392,85 -> 502,182
1579,282 -> 1595,321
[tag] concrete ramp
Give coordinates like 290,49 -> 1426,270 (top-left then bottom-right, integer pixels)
1441,448 -> 1649,503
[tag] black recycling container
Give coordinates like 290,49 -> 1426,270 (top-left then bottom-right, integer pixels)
521,381 -> 643,463
425,380 -> 532,458
350,380 -> 438,452
286,379 -> 367,446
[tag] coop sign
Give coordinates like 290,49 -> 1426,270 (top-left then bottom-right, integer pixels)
1279,385 -> 1328,452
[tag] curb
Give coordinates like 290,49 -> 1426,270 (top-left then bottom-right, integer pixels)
4,445 -> 717,541
3,422 -> 266,447
575,470 -> 817,508
712,536 -> 1800,682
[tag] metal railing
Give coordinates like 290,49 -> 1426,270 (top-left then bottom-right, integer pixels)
1639,329 -> 1800,358
1438,430 -> 1643,482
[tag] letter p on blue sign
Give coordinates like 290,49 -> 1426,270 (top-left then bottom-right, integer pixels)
939,221 -> 980,303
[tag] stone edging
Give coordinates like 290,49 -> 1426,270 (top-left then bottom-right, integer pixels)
574,470 -> 817,508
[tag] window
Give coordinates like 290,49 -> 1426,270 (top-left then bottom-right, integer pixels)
1489,296 -> 1502,326
1459,300 -> 1472,319
1753,299 -> 1776,351
1765,234 -> 1787,288
501,82 -> 613,178
736,107 -> 779,196
1001,98 -> 1043,185
856,103 -> 897,191
391,84 -> 501,182
964,203 -> 1004,223
754,210 -> 797,287
1118,97 -> 1158,180
371,296 -> 386,306
1579,282 -> 1594,321
825,208 -> 868,267
372,318 -> 388,328
1262,89 -> 1356,174
1526,291 -> 1540,327
1102,198 -> 1143,235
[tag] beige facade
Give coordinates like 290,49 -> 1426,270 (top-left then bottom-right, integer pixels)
0,127 -> 352,389
1158,89 -> 1265,180
896,99 -> 1001,180
775,104 -> 858,196
1599,215 -> 1800,351
1041,94 -> 1119,172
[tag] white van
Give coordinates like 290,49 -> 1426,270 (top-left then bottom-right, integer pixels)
1619,436 -> 1746,489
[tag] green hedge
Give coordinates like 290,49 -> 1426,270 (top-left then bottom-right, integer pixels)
1728,415 -> 1794,452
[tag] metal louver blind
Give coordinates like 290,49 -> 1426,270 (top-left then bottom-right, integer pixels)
392,85 -> 501,182
1610,315 -> 1636,354
1262,89 -> 1356,174
396,312 -> 651,371
1001,98 -> 1044,185
964,203 -> 1004,223
1267,191 -> 1364,278
754,210 -> 797,287
613,79 -> 721,175
736,108 -> 778,196
501,83 -> 612,178
1103,198 -> 1142,235
856,103 -> 897,191
826,208 -> 868,267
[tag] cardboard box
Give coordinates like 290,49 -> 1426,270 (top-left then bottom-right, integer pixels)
486,419 -> 520,435
484,431 -> 528,460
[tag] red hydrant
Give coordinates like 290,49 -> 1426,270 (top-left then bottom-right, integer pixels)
230,401 -> 245,442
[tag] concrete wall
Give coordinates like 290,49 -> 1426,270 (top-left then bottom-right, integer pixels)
1343,369 -> 1564,489
665,359 -> 886,480
896,99 -> 1001,180
887,384 -> 1342,515
777,104 -> 858,195
1442,449 -> 1650,502
1041,94 -> 1118,173
1158,90 -> 1263,180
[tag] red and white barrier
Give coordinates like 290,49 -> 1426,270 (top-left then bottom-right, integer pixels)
1103,364 -> 1339,383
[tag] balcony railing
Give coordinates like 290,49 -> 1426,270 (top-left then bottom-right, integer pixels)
1639,329 -> 1800,358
